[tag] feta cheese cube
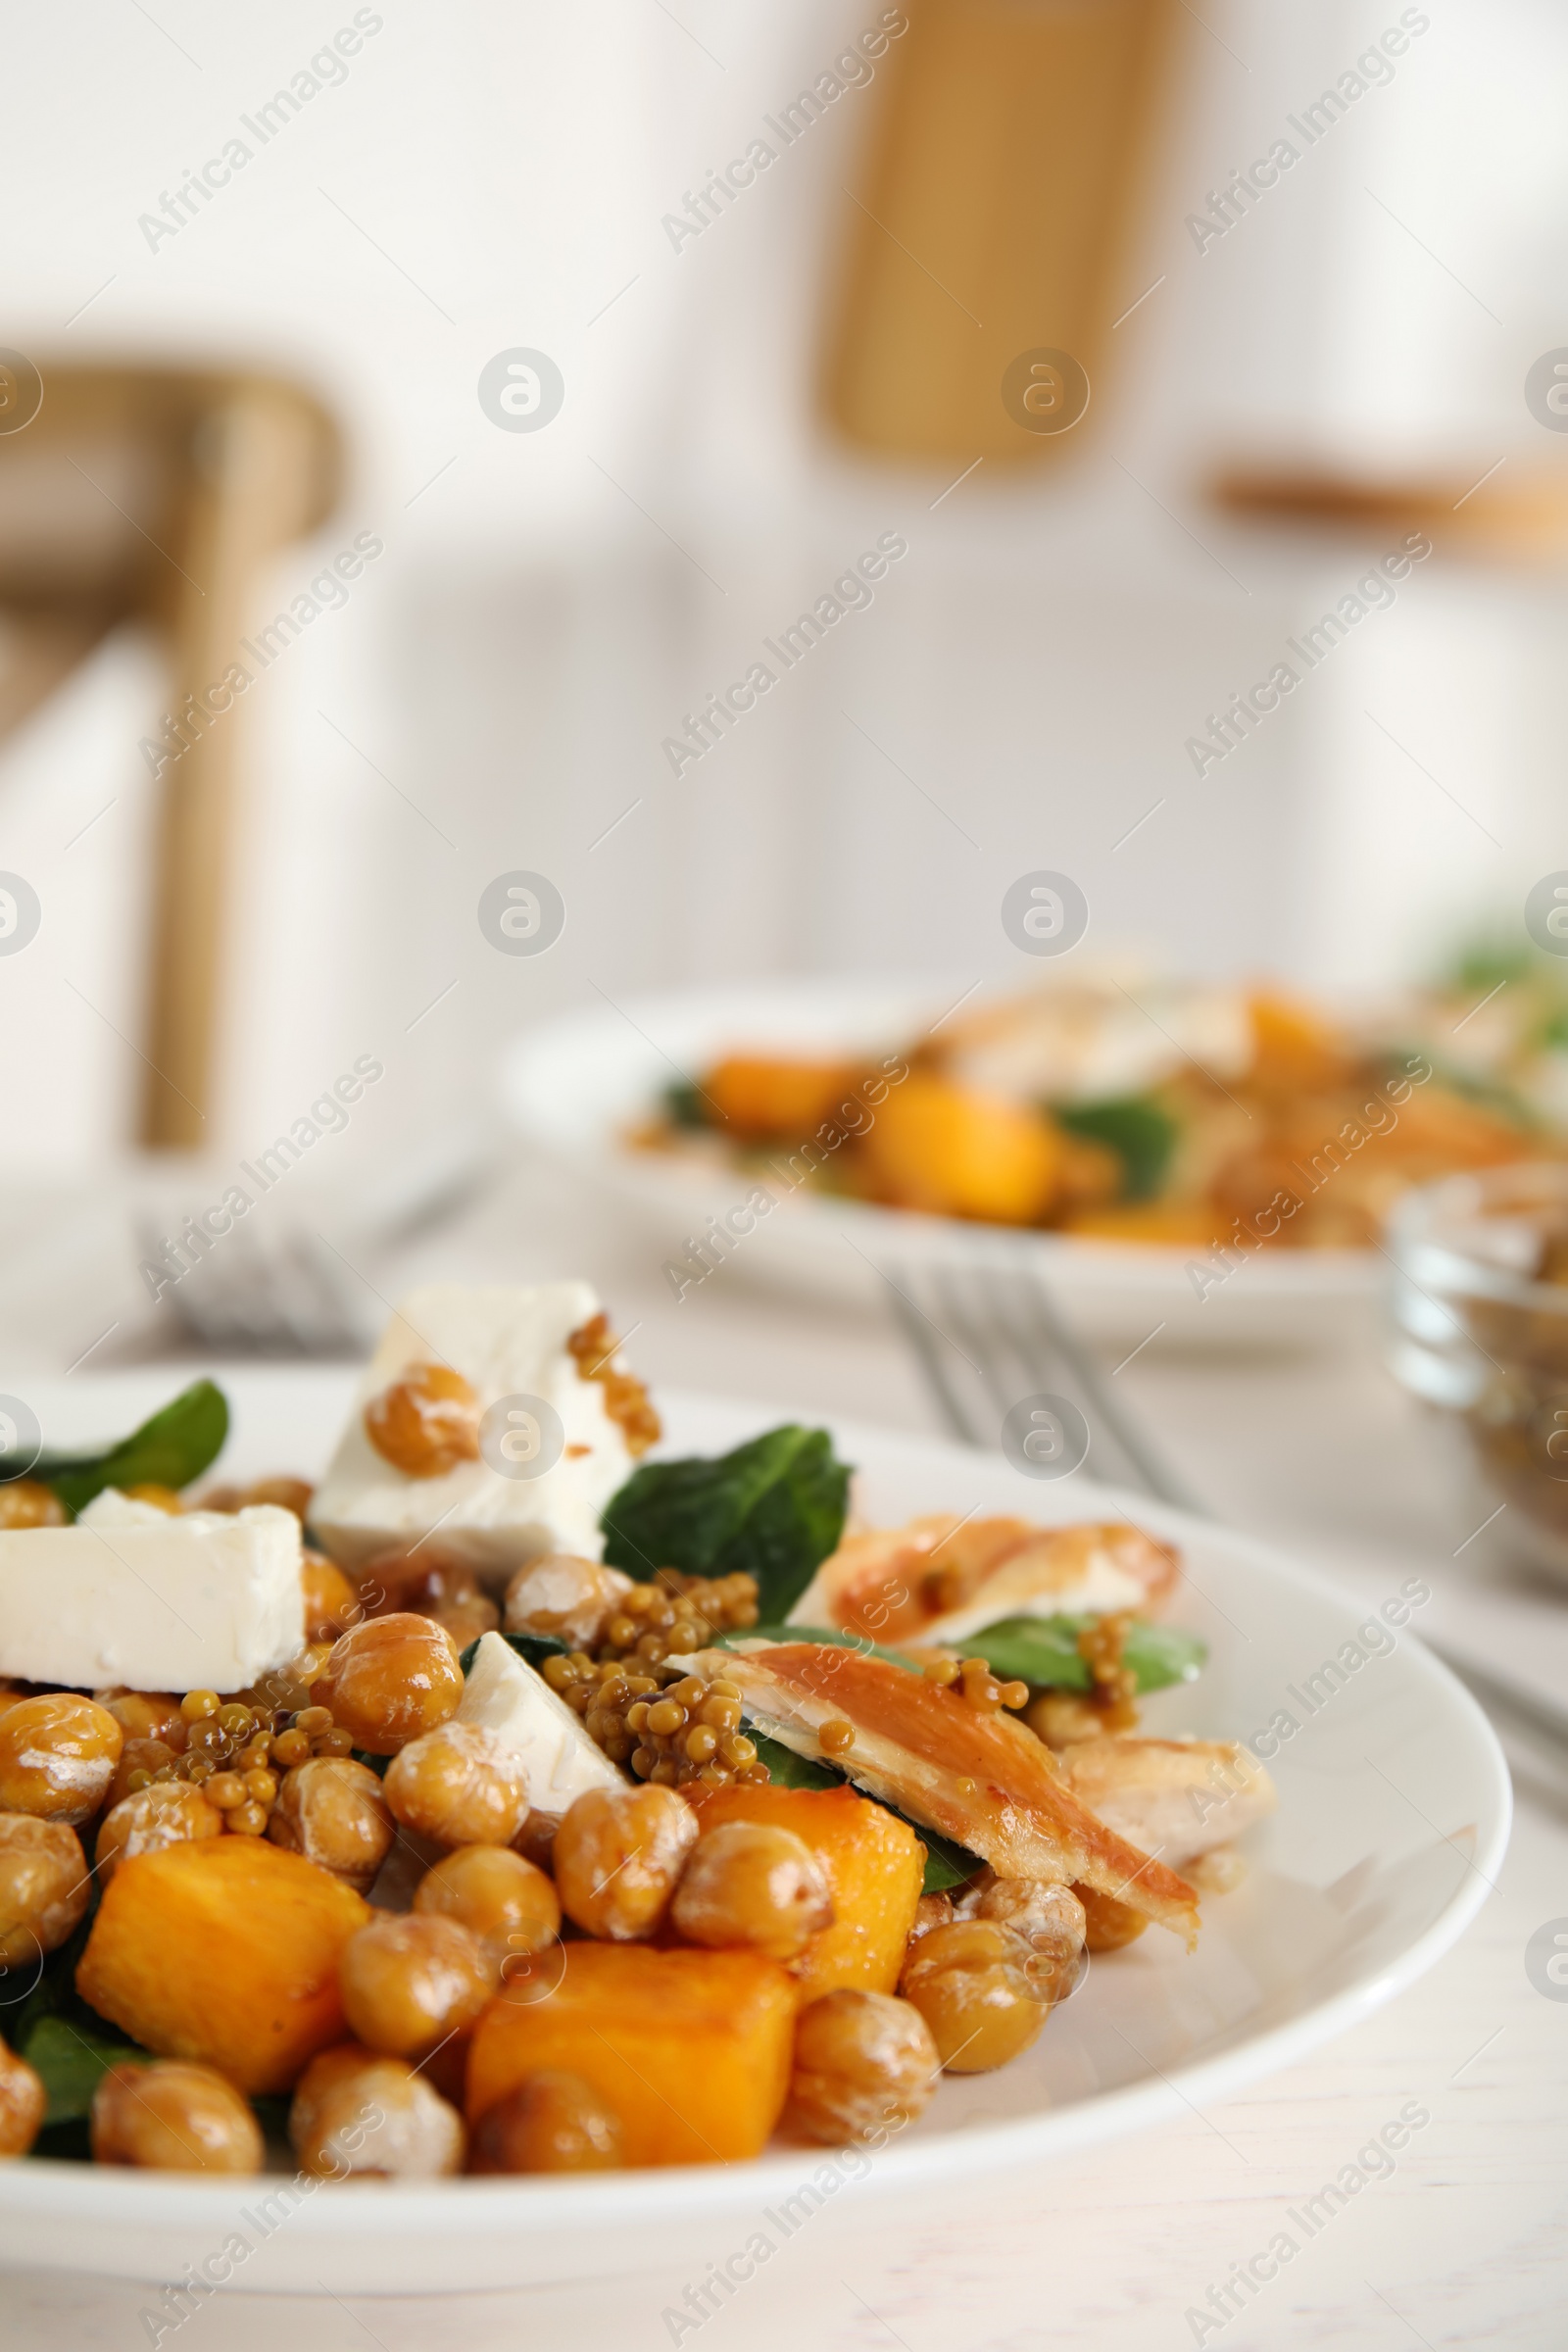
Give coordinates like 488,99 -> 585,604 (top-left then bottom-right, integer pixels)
309,1282 -> 639,1582
457,1631 -> 625,1811
0,1501 -> 304,1693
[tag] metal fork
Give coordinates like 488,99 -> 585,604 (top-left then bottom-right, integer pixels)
882,1254 -> 1205,1513
140,1217 -> 371,1356
143,1123 -> 503,1357
884,1250 -> 1568,1770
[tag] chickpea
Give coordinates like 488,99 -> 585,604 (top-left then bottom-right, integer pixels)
1026,1691 -> 1107,1749
0,2035 -> 47,2155
302,1552 -> 362,1642
311,1613 -> 464,1754
553,1785 -> 698,1941
968,1880 -> 1086,2005
414,1845 -> 560,1977
96,1690 -> 188,1756
290,2043 -> 466,2178
203,1476 -> 315,1519
503,1554 -> 633,1651
121,1483 -> 184,1514
364,1363 -> 481,1479
1075,1885 -> 1149,1952
431,1594 -> 501,1646
0,1693 -> 123,1824
907,1891 -> 955,1945
788,1990 -> 938,2143
268,1758 -> 394,1893
671,1822 -> 834,1961
248,1476 -> 316,1518
0,1815 -> 89,1970
900,1920 -> 1045,2073
95,1785 -> 223,1885
107,1738 -> 176,1809
338,1914 -> 492,2062
469,2071 -> 623,2175
360,1544 -> 490,1629
384,1723 -> 530,1850
514,1810 -> 563,1875
91,2060 -> 264,2173
0,1480 -> 64,1529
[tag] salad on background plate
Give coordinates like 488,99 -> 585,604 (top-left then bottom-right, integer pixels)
636,953 -> 1568,1251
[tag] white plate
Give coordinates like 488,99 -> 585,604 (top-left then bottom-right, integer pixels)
0,1368 -> 1508,2293
500,979 -> 1381,1347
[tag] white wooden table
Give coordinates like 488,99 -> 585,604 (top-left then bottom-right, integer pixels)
3,1160 -> 1565,2350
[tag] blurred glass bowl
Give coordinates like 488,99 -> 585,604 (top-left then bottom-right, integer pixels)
1389,1162 -> 1568,1579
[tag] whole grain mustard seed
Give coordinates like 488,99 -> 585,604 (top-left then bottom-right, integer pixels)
558,1571 -> 772,1791
139,1678 -> 368,1842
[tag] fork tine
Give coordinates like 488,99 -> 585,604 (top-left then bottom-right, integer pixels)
886,1253 -> 1204,1514
929,1263 -> 1015,1416
882,1264 -> 987,1444
998,1259 -> 1202,1511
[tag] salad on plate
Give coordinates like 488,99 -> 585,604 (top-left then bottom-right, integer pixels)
0,1285 -> 1272,2180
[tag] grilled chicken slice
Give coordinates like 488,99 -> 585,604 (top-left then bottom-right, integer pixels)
696,1642 -> 1200,1946
788,1516 -> 1179,1647
1060,1738 -> 1275,1868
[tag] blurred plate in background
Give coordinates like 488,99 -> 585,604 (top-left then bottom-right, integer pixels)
501,979 -> 1380,1348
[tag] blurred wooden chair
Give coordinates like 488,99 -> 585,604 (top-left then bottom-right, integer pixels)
822,0 -> 1178,463
0,362 -> 341,1147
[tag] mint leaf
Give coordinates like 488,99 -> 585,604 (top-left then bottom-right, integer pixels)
956,1613 -> 1205,1691
23,1380 -> 230,1518
602,1425 -> 851,1622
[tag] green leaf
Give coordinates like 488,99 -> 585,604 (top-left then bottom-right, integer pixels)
915,1829 -> 983,1894
1054,1096 -> 1178,1201
662,1079 -> 711,1131
712,1625 -> 922,1671
6,1903 -> 157,2130
1445,936 -> 1536,994
747,1737 -> 981,1894
24,1380 -> 230,1518
248,2093 -> 293,2147
601,1425 -> 851,1623
750,1732 -> 841,1790
19,2015 -> 153,2128
955,1613 -> 1206,1691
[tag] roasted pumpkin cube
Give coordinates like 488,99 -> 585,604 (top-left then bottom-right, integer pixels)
688,1784 -> 923,2002
1247,990 -> 1351,1090
706,1055 -> 862,1141
466,1944 -> 795,2167
857,1076 -> 1058,1224
77,1838 -> 369,2094
1062,1200 -> 1225,1245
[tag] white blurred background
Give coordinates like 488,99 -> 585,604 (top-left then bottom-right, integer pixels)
2,0 -> 1567,1181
